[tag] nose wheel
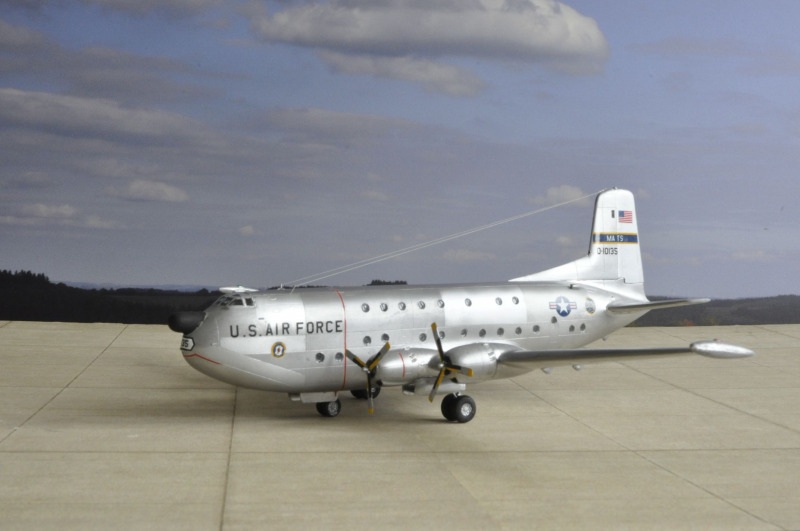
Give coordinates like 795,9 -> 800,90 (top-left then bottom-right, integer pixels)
441,393 -> 476,423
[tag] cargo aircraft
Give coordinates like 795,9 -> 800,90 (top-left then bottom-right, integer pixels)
169,189 -> 753,422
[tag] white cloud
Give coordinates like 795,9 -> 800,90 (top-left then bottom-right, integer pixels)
555,234 -> 573,246
529,184 -> 592,207
23,203 -> 78,219
321,51 -> 487,97
108,179 -> 189,202
0,203 -> 119,229
79,0 -> 223,17
248,0 -> 608,95
731,249 -> 776,263
360,190 -> 389,201
0,88 -> 216,145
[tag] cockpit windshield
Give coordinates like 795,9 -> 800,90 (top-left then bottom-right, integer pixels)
214,295 -> 256,308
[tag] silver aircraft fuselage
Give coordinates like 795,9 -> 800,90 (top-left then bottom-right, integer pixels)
180,282 -> 640,394
170,189 -> 754,422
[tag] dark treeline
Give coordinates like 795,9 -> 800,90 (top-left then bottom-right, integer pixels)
0,270 -> 219,324
1,270 -> 798,325
631,295 -> 800,326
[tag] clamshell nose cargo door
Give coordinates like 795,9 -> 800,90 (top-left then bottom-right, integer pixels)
168,311 -> 206,335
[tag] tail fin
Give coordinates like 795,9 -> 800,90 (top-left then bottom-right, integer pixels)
511,189 -> 644,293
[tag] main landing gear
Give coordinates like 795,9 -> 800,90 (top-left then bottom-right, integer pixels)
350,387 -> 381,401
315,392 -> 476,422
315,399 -> 342,418
441,393 -> 476,423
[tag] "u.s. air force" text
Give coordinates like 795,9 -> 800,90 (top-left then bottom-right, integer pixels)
230,320 -> 344,338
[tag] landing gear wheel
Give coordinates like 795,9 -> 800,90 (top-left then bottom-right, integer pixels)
441,394 -> 475,423
350,387 -> 381,400
316,399 -> 342,418
441,393 -> 459,421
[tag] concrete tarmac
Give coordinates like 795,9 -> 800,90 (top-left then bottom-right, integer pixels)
1,321 -> 799,530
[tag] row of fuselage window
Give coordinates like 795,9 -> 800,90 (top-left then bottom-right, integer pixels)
358,295 -> 520,314
358,321 -> 588,346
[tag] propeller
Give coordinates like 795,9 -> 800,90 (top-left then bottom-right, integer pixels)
345,342 -> 391,414
428,323 -> 473,403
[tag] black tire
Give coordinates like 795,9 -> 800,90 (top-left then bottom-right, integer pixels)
316,399 -> 342,417
440,393 -> 460,421
350,387 -> 381,400
451,395 -> 476,423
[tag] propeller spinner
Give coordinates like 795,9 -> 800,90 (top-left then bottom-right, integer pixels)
428,322 -> 473,403
345,342 -> 391,414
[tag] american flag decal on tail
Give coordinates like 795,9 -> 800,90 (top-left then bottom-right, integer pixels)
618,210 -> 633,223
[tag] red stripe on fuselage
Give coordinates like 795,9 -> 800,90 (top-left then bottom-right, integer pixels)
334,289 -> 348,389
183,353 -> 220,365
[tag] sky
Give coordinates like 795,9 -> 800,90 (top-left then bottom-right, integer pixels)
1,0 -> 798,299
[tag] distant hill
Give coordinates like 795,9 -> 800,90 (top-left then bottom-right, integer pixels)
631,295 -> 800,326
0,270 -> 219,324
1,270 -> 797,326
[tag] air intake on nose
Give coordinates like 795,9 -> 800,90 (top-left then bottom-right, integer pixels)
168,311 -> 205,335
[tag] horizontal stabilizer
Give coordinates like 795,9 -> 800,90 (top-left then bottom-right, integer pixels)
498,340 -> 753,368
606,298 -> 710,314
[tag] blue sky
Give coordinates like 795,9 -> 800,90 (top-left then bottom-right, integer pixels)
1,1 -> 798,298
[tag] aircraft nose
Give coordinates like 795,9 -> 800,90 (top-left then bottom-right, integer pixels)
168,311 -> 206,335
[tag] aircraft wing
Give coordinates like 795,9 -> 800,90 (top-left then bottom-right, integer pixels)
606,298 -> 710,314
498,340 -> 753,370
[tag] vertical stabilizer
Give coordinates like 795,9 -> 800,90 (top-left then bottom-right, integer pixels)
511,189 -> 644,292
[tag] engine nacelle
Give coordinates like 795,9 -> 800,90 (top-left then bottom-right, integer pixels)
376,348 -> 437,385
445,342 -> 510,382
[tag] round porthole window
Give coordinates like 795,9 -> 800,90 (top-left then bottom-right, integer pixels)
465,298 -> 472,307
380,303 -> 388,312
361,303 -> 369,312
418,301 -> 426,309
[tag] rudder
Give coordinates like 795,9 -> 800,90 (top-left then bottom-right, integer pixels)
512,188 -> 644,291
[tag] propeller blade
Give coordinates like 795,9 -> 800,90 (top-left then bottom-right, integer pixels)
447,364 -> 474,378
366,374 -> 375,414
345,350 -> 368,371
367,342 -> 391,372
432,322 -> 445,359
348,343 -> 391,414
427,323 -> 474,402
428,366 -> 447,403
